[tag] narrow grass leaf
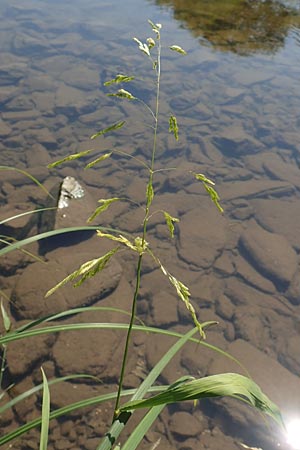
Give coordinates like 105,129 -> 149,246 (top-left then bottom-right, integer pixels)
87,198 -> 120,223
97,328 -> 199,450
121,405 -> 164,450
0,321 -> 246,381
169,115 -> 179,140
119,373 -> 283,426
169,45 -> 187,55
45,247 -> 119,297
39,368 -> 50,450
0,207 -> 56,227
0,226 -> 122,257
0,374 -> 96,415
163,211 -> 179,238
0,235 -> 45,264
0,166 -> 53,199
14,306 -> 139,335
85,152 -> 112,169
90,121 -> 126,140
0,386 -> 165,447
104,74 -> 135,86
121,377 -> 192,450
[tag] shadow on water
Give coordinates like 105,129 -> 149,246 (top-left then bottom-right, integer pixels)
150,0 -> 300,55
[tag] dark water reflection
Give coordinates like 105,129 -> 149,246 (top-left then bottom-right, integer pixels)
152,0 -> 300,55
1,1 -> 300,450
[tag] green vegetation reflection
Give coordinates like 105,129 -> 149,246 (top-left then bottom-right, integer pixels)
153,0 -> 300,55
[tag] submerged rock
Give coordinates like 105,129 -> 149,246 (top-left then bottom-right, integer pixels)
239,221 -> 297,289
38,176 -> 97,254
178,203 -> 227,269
11,241 -> 122,319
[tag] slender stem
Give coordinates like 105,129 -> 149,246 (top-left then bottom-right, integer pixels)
136,98 -> 156,122
0,345 -> 7,392
112,149 -> 150,170
113,253 -> 143,420
113,31 -> 162,418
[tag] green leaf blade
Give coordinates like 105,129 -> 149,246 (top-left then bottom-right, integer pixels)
39,368 -> 50,450
119,373 -> 283,426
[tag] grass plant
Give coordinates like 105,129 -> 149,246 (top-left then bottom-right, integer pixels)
0,20 -> 283,450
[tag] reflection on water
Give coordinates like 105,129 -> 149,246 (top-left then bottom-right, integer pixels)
0,1 -> 300,450
152,0 -> 300,55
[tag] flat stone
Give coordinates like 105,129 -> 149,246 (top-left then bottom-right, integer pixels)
0,85 -> 21,104
59,66 -> 99,91
232,68 -> 273,86
178,204 -> 227,269
221,179 -> 295,201
26,143 -> 50,167
234,254 -> 276,294
49,381 -> 104,418
213,125 -> 265,156
24,127 -> 57,148
286,268 -> 300,305
6,331 -> 55,377
13,32 -> 52,55
11,242 -> 123,319
195,427 -> 241,450
215,294 -> 235,321
263,154 -> 300,189
55,83 -> 95,114
232,305 -> 273,349
52,307 -> 136,381
145,332 -> 183,385
0,60 -> 26,85
151,290 -> 179,327
252,197 -> 300,251
169,411 -> 203,438
214,251 -> 235,276
0,118 -> 12,136
239,221 -> 297,288
278,333 -> 300,376
32,91 -> 56,112
225,277 -> 291,314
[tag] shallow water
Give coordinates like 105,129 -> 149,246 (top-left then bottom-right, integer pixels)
1,1 -> 300,449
